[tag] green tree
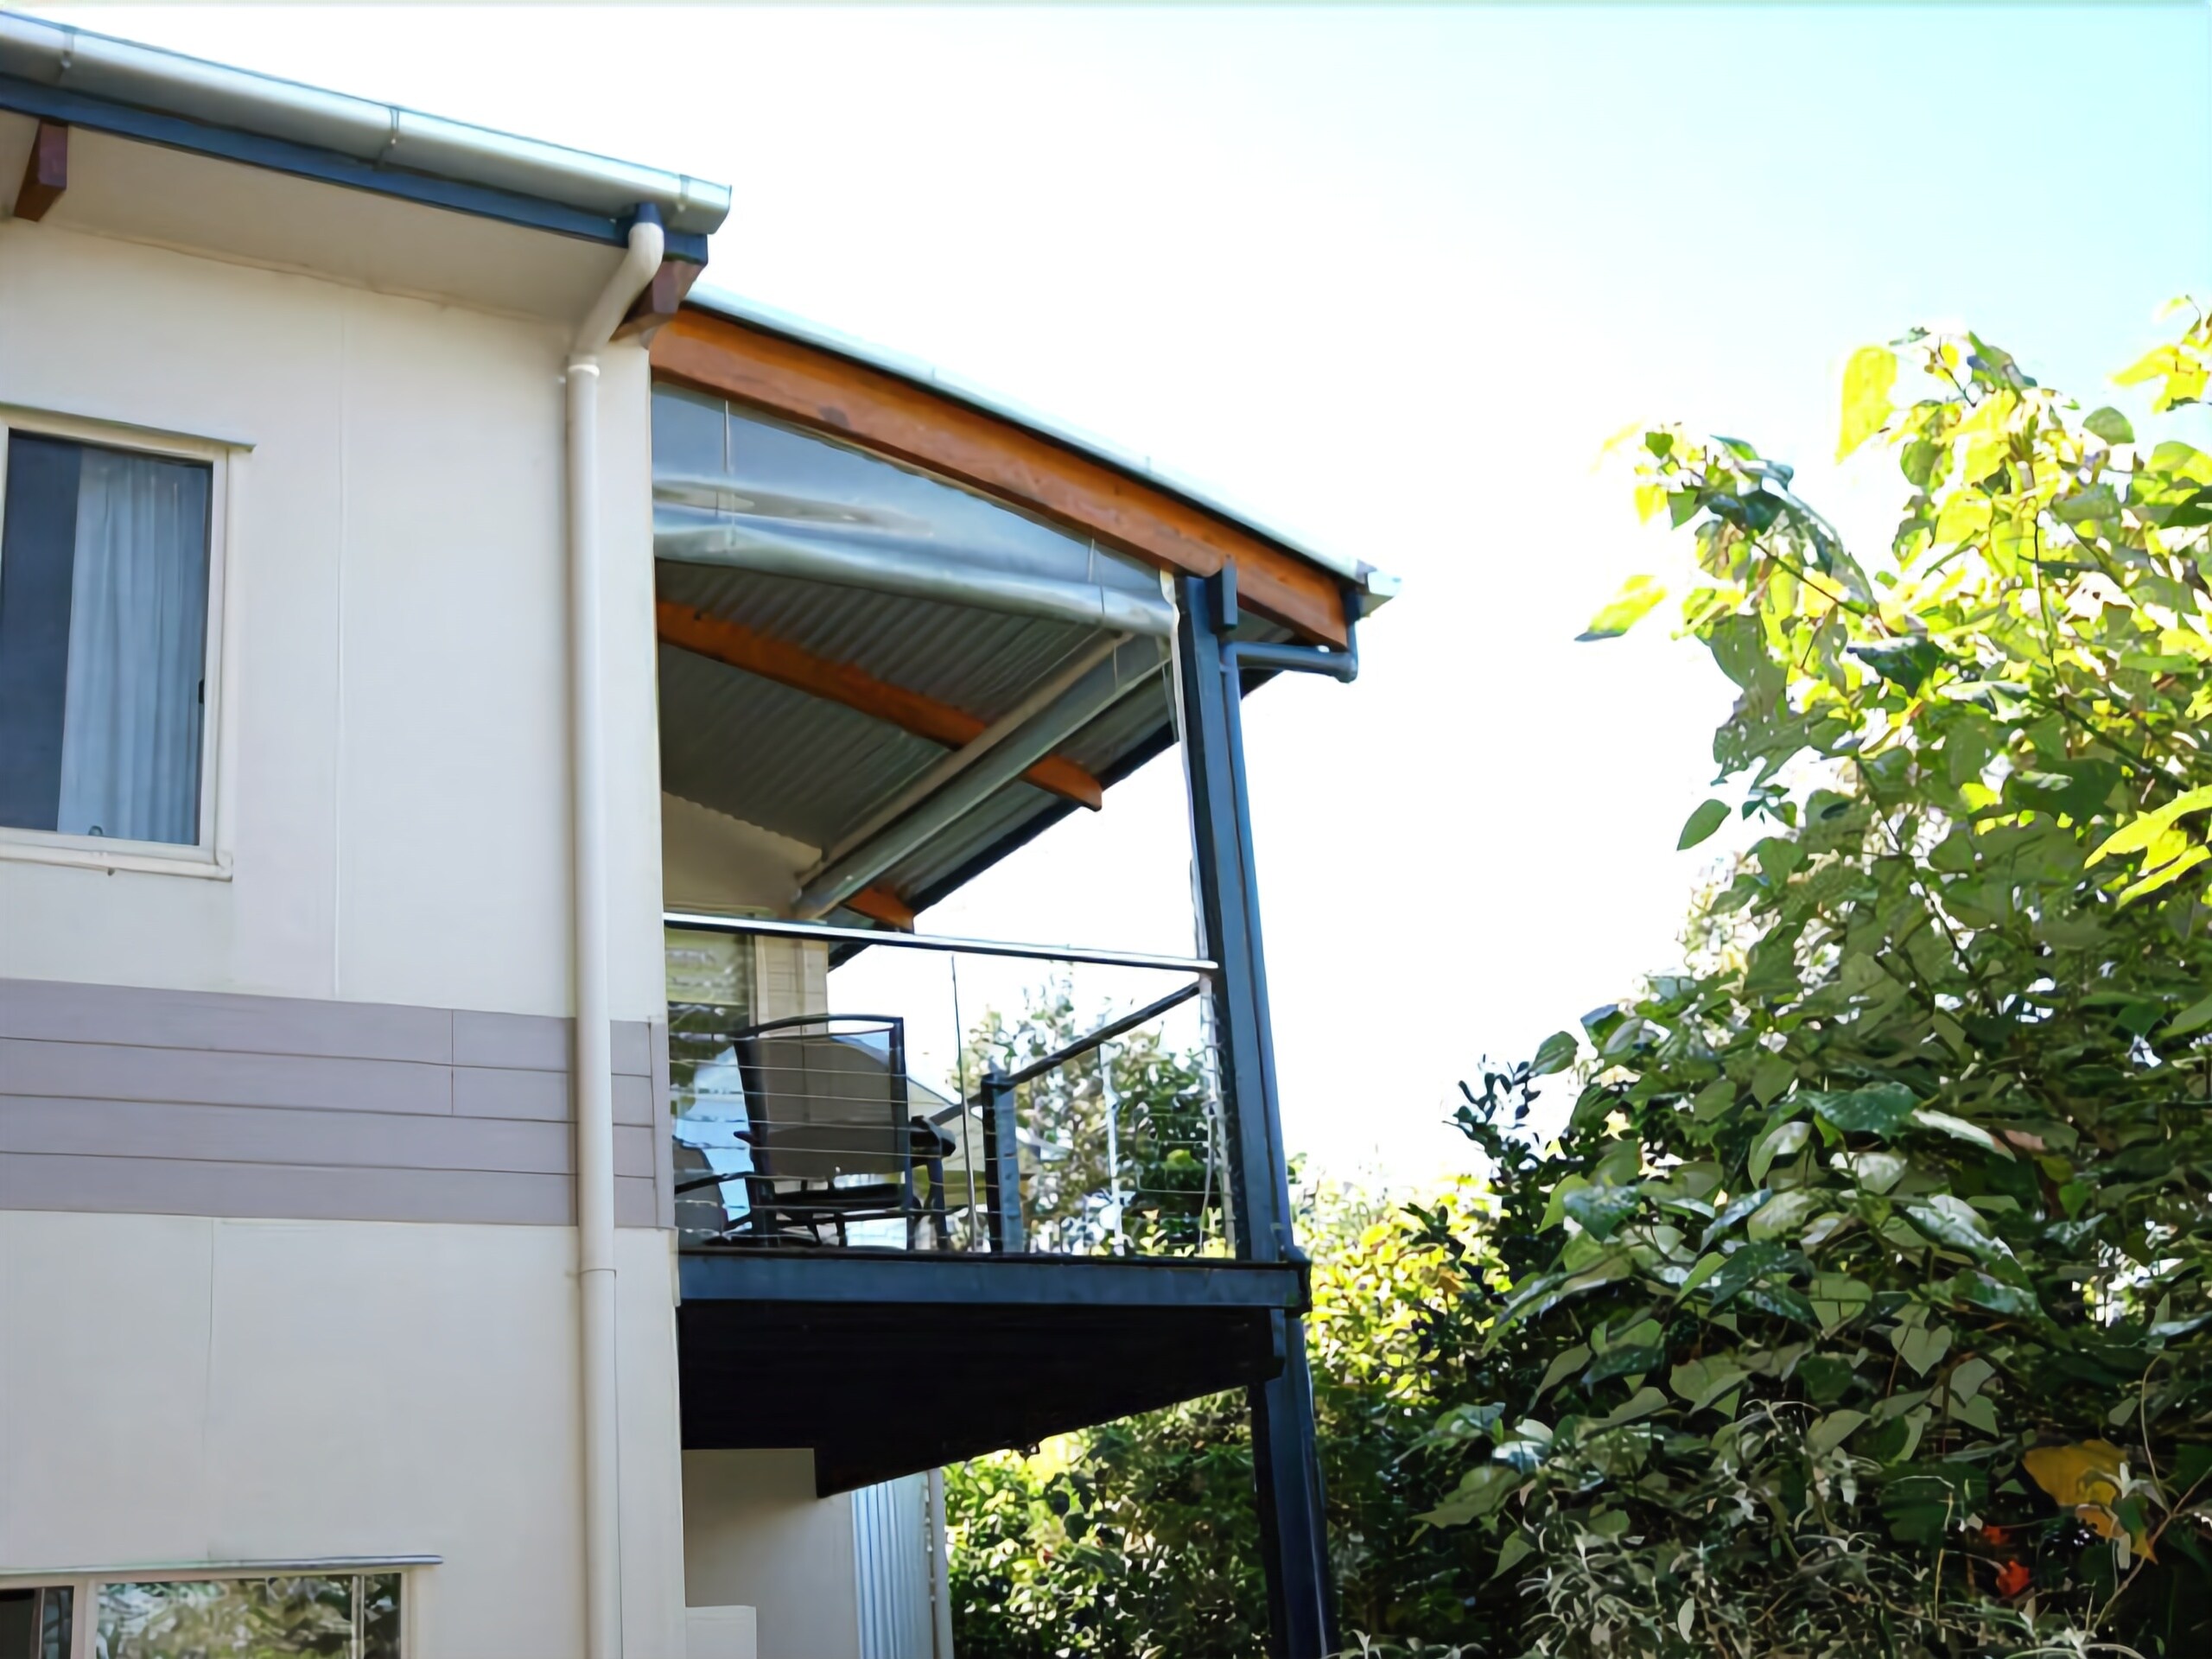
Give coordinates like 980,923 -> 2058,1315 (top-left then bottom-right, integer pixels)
962,983 -> 1227,1255
946,1141 -> 1499,1655
1423,307 -> 2212,1656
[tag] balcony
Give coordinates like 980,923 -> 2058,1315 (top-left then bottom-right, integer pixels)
665,918 -> 1306,1495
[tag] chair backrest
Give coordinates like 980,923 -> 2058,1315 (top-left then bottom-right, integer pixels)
734,1017 -> 909,1181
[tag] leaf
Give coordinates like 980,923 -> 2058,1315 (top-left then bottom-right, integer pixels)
1490,1529 -> 1536,1580
1892,1323 -> 1954,1378
1751,1118 -> 1811,1184
1903,1194 -> 2011,1262
1563,1184 -> 1642,1241
1580,575 -> 1668,641
1691,1078 -> 1738,1122
2166,991 -> 2212,1036
2084,405 -> 2135,445
1952,1271 -> 2041,1323
2087,786 -> 2212,866
1535,1344 -> 1592,1402
1529,1030 -> 1581,1077
1745,1189 -> 1822,1243
1809,1409 -> 1870,1456
1678,798 -> 1730,850
1704,1239 -> 1789,1307
1910,1109 -> 2009,1157
2120,843 -> 2209,906
1585,1344 -> 1666,1385
1850,639 -> 1949,695
1590,1386 -> 1669,1429
2006,760 -> 2122,823
2023,1441 -> 2148,1553
1700,1188 -> 1773,1250
1670,1357 -> 1750,1414
1837,345 -> 1897,460
1808,1082 -> 1919,1137
1418,1462 -> 1522,1528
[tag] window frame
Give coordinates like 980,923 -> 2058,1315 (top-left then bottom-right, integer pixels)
0,405 -> 244,879
0,1562 -> 419,1659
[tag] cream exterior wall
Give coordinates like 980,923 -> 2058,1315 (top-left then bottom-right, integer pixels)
0,215 -> 666,1027
0,164 -> 686,1656
0,1211 -> 686,1659
682,1452 -> 861,1659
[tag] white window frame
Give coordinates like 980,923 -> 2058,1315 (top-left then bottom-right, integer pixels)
0,1559 -> 423,1659
0,404 -> 246,880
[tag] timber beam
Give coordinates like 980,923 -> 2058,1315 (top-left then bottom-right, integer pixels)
656,600 -> 1105,810
13,119 -> 65,221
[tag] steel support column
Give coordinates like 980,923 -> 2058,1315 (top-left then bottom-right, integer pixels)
1175,571 -> 1339,1659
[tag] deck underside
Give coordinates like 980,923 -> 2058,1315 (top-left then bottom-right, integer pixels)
677,1249 -> 1305,1494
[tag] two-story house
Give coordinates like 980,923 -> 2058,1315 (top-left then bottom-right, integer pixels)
0,14 -> 1393,1658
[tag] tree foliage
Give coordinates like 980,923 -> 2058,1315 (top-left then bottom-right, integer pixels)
1427,305 -> 2212,1656
949,1159 -> 1498,1656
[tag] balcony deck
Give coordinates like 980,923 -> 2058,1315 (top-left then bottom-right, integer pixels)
677,1246 -> 1306,1495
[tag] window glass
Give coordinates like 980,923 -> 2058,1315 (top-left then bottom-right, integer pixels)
96,1573 -> 398,1659
0,433 -> 213,845
0,1586 -> 72,1659
667,925 -> 757,1238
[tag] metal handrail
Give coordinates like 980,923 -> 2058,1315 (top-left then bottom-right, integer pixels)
929,980 -> 1206,1123
664,910 -> 1217,976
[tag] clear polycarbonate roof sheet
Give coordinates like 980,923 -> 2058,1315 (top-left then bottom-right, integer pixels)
652,386 -> 1166,612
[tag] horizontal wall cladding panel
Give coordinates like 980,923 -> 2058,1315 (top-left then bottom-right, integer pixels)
0,1154 -> 662,1227
0,977 -> 669,1228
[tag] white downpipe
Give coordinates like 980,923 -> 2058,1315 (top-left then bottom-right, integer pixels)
569,211 -> 664,1659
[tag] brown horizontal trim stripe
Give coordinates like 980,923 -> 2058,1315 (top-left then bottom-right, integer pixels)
651,308 -> 1352,648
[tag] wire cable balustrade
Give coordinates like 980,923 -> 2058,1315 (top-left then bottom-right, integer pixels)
666,917 -> 1233,1259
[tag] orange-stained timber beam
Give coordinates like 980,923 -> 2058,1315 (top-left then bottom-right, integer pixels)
650,308 -> 1352,649
15,121 -> 66,222
656,601 -> 1105,810
842,885 -> 917,931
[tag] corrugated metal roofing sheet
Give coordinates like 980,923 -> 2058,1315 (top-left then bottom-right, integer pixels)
658,563 -> 1108,728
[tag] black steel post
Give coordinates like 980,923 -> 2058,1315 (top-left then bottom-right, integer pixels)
1174,570 -> 1341,1659
978,1065 -> 1025,1254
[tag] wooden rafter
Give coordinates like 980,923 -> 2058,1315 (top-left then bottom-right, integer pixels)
656,600 -> 1105,810
842,885 -> 918,931
13,121 -> 66,223
613,257 -> 704,342
649,308 -> 1354,648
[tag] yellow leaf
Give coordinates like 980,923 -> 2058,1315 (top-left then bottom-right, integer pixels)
2119,843 -> 2209,906
2114,346 -> 2179,388
2024,1440 -> 2124,1510
1837,346 -> 1897,461
2024,1440 -> 2155,1559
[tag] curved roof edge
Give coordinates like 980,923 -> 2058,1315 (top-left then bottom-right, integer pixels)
686,283 -> 1399,610
0,9 -> 731,238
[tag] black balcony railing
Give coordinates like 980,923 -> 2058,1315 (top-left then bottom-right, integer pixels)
666,918 -> 1232,1259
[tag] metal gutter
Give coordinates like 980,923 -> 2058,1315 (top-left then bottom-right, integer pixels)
0,10 -> 729,255
685,283 -> 1402,612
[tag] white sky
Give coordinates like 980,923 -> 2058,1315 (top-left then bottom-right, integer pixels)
39,3 -> 2211,1178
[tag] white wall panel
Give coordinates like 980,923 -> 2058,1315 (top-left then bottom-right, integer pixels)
0,214 -> 664,1024
0,1211 -> 684,1658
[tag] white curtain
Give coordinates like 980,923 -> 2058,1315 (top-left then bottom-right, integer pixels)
55,448 -> 212,845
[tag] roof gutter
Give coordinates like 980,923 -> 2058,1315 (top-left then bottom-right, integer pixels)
0,11 -> 729,255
